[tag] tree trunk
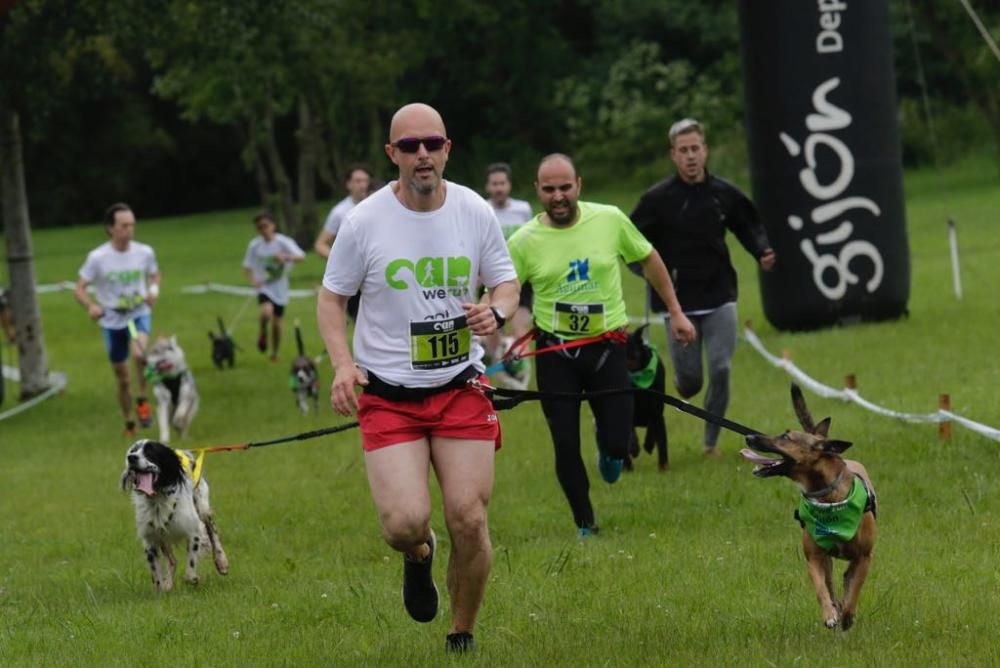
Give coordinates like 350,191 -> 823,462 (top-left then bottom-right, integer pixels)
241,117 -> 274,210
296,96 -> 319,246
0,102 -> 50,399
261,101 -> 298,236
253,148 -> 273,211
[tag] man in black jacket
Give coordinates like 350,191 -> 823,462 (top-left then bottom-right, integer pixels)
631,118 -> 775,458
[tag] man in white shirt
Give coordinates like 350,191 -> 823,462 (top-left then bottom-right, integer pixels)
313,165 -> 372,259
318,103 -> 519,654
483,163 -> 535,375
485,162 -> 533,238
242,212 -> 306,360
314,165 -> 372,320
74,202 -> 161,435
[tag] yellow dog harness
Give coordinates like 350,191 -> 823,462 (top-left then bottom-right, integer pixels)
174,449 -> 206,488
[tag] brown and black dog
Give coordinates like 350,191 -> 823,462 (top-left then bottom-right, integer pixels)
741,384 -> 877,630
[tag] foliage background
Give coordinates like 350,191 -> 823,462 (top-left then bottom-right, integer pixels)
0,0 -> 997,232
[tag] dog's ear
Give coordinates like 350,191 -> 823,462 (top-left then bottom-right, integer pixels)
120,469 -> 134,491
813,416 -> 831,437
790,384 -> 816,432
822,438 -> 853,454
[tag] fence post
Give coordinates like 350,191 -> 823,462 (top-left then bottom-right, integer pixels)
938,394 -> 951,441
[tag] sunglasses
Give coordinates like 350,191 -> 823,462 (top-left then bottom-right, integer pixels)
392,136 -> 448,154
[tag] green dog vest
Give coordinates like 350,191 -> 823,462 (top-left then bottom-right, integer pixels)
628,344 -> 659,389
797,476 -> 868,550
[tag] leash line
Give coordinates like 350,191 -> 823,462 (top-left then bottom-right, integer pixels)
196,421 -> 360,454
483,383 -> 760,437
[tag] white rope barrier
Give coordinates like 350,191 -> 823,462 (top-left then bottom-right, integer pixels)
35,281 -> 78,294
181,283 -> 317,299
742,324 -> 1000,443
0,365 -> 68,422
940,410 -> 1000,442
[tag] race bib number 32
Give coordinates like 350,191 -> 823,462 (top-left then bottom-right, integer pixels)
409,316 -> 471,370
553,302 -> 605,336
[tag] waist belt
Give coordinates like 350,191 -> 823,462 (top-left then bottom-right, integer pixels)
364,365 -> 479,402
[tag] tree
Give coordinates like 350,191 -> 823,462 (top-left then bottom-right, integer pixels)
910,2 -> 1000,172
0,1 -> 50,398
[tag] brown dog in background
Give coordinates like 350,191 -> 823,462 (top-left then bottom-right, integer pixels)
741,384 -> 877,630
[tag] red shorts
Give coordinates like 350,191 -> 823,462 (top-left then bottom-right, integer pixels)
358,378 -> 502,452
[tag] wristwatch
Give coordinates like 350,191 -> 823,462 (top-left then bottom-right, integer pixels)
490,306 -> 507,328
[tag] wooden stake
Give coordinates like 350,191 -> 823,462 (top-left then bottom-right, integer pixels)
845,373 -> 857,390
938,394 -> 951,441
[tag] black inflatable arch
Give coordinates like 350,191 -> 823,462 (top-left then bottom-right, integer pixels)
738,0 -> 909,330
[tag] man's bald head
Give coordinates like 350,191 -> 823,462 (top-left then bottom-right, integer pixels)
389,103 -> 447,143
537,153 -> 578,181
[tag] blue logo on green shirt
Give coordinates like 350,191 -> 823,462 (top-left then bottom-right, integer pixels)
567,258 -> 590,282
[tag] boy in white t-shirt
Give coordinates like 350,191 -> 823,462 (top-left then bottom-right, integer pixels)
242,212 -> 305,360
74,202 -> 161,435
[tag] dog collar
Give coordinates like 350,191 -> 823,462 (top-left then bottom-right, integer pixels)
145,364 -> 186,384
628,344 -> 660,389
797,476 -> 867,550
801,467 -> 846,500
174,449 -> 205,487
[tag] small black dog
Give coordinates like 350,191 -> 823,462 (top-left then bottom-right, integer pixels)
208,317 -> 236,369
291,322 -> 319,414
624,324 -> 668,470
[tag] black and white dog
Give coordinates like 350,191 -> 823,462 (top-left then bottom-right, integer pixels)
624,324 -> 669,470
208,316 -> 236,369
145,335 -> 200,443
120,439 -> 229,591
291,322 -> 319,414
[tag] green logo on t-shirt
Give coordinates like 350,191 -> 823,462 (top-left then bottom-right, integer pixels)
264,256 -> 285,281
386,256 -> 472,299
106,269 -> 143,284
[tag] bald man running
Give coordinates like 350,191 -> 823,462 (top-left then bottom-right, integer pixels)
317,102 -> 520,653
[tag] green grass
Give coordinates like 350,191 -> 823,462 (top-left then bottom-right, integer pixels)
2,157 -> 1000,666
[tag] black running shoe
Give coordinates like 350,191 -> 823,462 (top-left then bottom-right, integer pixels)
446,632 -> 475,653
402,530 -> 438,623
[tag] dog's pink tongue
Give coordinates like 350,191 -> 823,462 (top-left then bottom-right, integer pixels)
135,472 -> 156,496
740,448 -> 778,465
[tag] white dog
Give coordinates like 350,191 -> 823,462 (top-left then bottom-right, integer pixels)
120,438 -> 229,591
145,335 -> 199,443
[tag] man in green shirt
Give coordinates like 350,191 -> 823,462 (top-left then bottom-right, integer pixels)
507,154 -> 695,535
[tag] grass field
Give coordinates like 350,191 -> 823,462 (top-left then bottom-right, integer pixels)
2,157 -> 999,666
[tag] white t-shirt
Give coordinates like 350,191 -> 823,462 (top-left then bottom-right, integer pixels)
491,197 -> 533,239
242,233 -> 306,306
79,241 -> 158,329
322,195 -> 358,237
324,182 -> 518,387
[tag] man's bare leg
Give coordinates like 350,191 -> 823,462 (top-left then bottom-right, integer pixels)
431,437 -> 495,634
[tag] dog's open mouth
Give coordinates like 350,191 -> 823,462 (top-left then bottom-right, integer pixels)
134,471 -> 157,496
740,448 -> 787,476
741,435 -> 792,477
